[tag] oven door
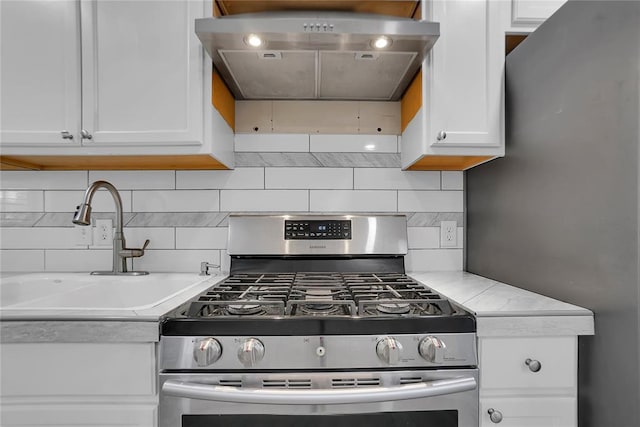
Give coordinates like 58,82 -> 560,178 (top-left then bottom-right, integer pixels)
159,369 -> 478,427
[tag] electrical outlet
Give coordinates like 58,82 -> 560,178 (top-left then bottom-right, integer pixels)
74,225 -> 93,246
440,221 -> 458,248
94,219 -> 113,246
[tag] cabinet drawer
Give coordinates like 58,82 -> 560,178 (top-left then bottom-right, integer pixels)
481,396 -> 576,427
0,343 -> 155,396
0,403 -> 155,426
479,336 -> 576,392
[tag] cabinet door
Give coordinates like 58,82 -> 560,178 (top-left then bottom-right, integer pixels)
80,0 -> 203,146
508,0 -> 566,32
0,0 -> 82,146
428,0 -> 503,148
481,397 -> 576,427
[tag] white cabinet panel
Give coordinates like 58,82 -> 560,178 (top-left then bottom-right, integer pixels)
0,343 -> 155,396
0,0 -> 81,145
510,0 -> 566,30
81,0 -> 203,146
481,397 -> 577,427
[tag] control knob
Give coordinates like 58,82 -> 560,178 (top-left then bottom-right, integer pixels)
376,336 -> 403,365
193,337 -> 222,367
419,336 -> 447,363
238,338 -> 265,367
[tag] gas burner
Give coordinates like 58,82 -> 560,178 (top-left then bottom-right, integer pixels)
299,303 -> 341,315
226,302 -> 263,316
376,301 -> 411,314
287,300 -> 356,316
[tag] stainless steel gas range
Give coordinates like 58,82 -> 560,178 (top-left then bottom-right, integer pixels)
159,215 -> 478,427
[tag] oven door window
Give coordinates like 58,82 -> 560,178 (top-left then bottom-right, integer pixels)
183,411 -> 458,427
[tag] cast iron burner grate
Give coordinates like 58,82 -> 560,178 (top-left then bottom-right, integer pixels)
184,272 -> 457,318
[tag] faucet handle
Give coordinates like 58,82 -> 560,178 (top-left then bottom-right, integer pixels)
200,261 -> 220,276
120,239 -> 151,258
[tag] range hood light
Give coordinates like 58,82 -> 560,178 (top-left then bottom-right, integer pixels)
245,34 -> 263,47
372,36 -> 391,49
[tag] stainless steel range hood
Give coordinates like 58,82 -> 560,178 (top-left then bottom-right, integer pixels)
195,11 -> 439,101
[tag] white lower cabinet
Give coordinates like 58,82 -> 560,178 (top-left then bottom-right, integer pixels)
479,336 -> 578,427
0,342 -> 156,427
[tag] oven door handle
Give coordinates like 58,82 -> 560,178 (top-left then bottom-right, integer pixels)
162,376 -> 477,405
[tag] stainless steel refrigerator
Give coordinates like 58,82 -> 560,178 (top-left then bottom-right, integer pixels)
466,1 -> 639,426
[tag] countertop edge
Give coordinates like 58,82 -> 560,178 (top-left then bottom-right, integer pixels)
0,320 -> 160,343
476,315 -> 595,337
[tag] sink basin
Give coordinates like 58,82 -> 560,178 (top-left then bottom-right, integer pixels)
0,273 -> 213,311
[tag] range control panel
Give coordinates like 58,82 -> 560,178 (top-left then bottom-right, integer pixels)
285,220 -> 351,240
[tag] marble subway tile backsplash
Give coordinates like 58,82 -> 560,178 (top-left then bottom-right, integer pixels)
265,168 -> 353,189
0,134 -> 465,273
45,190 -> 133,212
309,135 -> 398,153
0,191 -> 44,212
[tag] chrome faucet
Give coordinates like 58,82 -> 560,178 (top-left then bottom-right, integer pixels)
73,180 -> 149,275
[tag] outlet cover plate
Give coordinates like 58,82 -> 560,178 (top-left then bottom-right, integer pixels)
440,221 -> 457,248
94,219 -> 113,246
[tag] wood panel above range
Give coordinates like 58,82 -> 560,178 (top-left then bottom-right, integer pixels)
215,1 -> 420,18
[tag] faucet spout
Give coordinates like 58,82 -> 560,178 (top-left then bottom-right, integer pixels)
73,181 -> 123,231
73,180 -> 148,275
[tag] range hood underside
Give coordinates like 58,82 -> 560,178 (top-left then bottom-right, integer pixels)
220,49 -> 417,100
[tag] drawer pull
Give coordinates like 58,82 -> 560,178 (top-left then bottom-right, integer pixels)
487,408 -> 503,423
525,358 -> 542,372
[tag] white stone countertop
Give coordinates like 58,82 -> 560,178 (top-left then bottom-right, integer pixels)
409,271 -> 594,337
0,271 -> 594,341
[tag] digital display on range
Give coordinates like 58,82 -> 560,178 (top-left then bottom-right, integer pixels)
285,220 -> 351,240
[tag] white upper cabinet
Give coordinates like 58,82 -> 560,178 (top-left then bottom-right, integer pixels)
1,0 -> 235,169
2,0 -> 203,148
429,0 -> 503,148
401,0 -> 505,170
80,0 -> 203,146
0,0 -> 82,146
507,0 -> 566,33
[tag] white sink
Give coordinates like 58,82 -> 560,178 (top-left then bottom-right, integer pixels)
0,273 -> 212,311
